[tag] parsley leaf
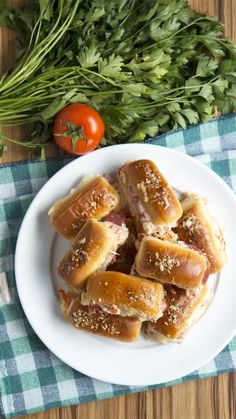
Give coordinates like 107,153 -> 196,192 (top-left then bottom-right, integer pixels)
181,108 -> 199,124
77,43 -> 100,69
196,58 -> 219,78
98,54 -> 124,77
0,0 -> 236,155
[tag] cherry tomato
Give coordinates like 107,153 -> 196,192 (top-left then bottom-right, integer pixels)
53,103 -> 105,155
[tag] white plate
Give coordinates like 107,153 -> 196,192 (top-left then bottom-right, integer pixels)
15,144 -> 236,386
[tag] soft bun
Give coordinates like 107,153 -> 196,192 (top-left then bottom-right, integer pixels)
144,284 -> 208,342
81,271 -> 166,321
49,176 -> 119,239
59,291 -> 142,342
58,219 -> 128,289
176,197 -> 227,273
118,159 -> 182,236
135,237 -> 209,289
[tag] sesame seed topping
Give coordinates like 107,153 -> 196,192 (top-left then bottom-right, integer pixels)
143,165 -> 161,188
137,181 -> 149,202
135,163 -> 170,209
73,185 -> 117,221
162,193 -> 170,209
60,244 -> 90,275
164,288 -> 199,325
71,223 -> 82,232
180,214 -> 201,236
69,309 -> 121,336
127,294 -> 140,302
126,288 -> 158,307
150,252 -> 180,274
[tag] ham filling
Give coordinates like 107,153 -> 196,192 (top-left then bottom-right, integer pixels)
92,305 -> 165,321
86,296 -> 166,321
95,221 -> 128,272
124,183 -> 175,237
87,304 -> 120,315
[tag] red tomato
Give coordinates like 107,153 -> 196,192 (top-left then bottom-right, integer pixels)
53,103 -> 105,155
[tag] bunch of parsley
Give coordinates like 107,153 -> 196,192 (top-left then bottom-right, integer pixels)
0,0 -> 236,156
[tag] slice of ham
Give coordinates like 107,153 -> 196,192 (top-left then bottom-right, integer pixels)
87,305 -> 100,314
87,304 -> 120,315
103,173 -> 117,185
103,211 -> 130,226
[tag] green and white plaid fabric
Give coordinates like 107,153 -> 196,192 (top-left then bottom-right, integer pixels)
1,114 -> 236,418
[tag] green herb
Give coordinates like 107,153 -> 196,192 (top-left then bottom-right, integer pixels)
0,0 -> 236,156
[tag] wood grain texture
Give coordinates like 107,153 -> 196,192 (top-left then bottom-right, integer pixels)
1,1 -> 236,418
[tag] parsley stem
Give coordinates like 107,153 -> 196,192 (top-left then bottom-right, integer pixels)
0,133 -> 46,148
0,0 -> 81,94
0,0 -> 235,155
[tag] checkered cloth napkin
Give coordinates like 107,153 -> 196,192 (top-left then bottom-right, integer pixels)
1,114 -> 236,418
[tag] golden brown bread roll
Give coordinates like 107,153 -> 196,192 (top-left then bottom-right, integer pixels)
58,219 -> 128,289
59,291 -> 142,342
143,284 -> 208,342
135,237 -> 209,289
118,159 -> 182,236
81,271 -> 166,321
175,197 -> 227,274
49,176 -> 119,239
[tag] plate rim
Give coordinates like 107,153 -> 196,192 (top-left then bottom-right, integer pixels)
15,143 -> 236,386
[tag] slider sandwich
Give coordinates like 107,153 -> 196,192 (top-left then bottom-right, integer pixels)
107,214 -> 137,274
49,175 -> 119,239
60,291 -> 142,342
58,219 -> 128,289
118,159 -> 182,237
81,271 -> 166,321
144,284 -> 208,342
176,196 -> 227,273
135,237 -> 209,289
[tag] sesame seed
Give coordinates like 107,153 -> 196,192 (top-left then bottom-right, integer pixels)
181,214 -> 201,236
137,181 -> 149,202
72,223 -> 80,230
69,308 -> 121,336
147,252 -> 180,274
162,194 -> 170,209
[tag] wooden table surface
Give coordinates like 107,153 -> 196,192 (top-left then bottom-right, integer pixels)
1,1 -> 236,418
